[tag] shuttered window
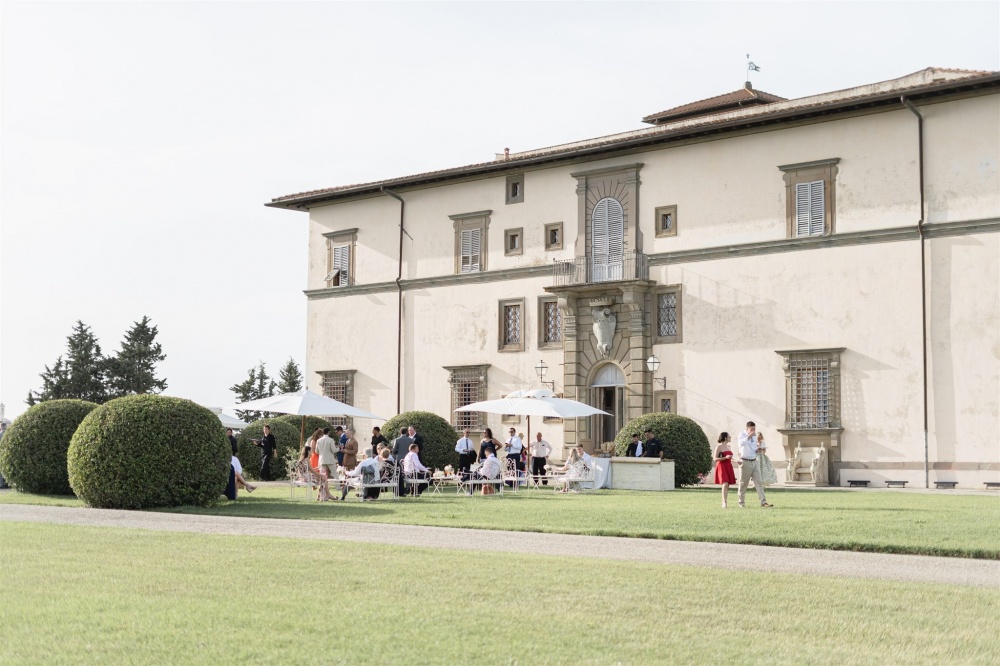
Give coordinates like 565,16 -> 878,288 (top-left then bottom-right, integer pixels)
326,245 -> 351,286
591,197 -> 624,282
795,181 -> 825,237
460,228 -> 481,273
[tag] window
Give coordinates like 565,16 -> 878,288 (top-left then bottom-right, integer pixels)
538,297 -> 562,347
654,205 -> 677,238
498,298 -> 525,352
506,174 -> 524,204
776,348 -> 844,429
446,364 -> 489,430
655,286 -> 682,343
451,210 -> 491,274
591,197 -> 625,282
544,222 -> 563,251
323,229 -> 357,287
543,393 -> 564,423
654,390 -> 677,414
504,228 -> 523,256
779,158 -> 839,238
501,414 -> 521,425
318,370 -> 356,428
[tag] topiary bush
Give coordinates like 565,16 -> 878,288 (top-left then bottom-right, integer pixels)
614,412 -> 713,486
0,399 -> 99,494
235,418 -> 300,481
271,414 -> 331,442
67,395 -> 230,509
380,411 -> 456,471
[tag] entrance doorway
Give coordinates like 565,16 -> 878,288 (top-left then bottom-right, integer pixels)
591,363 -> 626,447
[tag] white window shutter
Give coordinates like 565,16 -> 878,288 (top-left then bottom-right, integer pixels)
591,197 -> 624,282
796,181 -> 825,237
331,245 -> 350,286
461,228 -> 481,273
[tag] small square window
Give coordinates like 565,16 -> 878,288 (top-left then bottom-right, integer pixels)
504,228 -> 523,256
654,390 -> 677,414
506,174 -> 524,204
654,205 -> 677,238
544,222 -> 563,251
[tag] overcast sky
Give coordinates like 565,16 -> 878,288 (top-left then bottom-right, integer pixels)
1,1 -> 998,420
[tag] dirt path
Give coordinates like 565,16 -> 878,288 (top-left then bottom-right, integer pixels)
3,503 -> 997,588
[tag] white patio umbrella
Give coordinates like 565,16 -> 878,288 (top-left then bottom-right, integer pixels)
230,389 -> 386,450
205,407 -> 250,430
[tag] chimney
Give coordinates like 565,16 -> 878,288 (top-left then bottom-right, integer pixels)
504,147 -> 510,161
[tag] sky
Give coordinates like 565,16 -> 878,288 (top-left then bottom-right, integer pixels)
1,1 -> 998,421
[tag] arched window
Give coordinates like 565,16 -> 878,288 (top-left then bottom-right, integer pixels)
591,197 -> 624,282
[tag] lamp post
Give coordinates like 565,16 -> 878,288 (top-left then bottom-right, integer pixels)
535,360 -> 555,390
645,355 -> 666,389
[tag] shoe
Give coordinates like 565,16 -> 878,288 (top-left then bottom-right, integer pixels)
247,486 -> 255,493
721,503 -> 727,509
739,503 -> 746,508
761,503 -> 773,508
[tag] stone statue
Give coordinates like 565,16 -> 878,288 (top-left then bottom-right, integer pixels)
786,443 -> 802,483
592,308 -> 616,358
810,443 -> 828,484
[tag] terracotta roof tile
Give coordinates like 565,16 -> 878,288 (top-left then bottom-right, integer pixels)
641,86 -> 786,124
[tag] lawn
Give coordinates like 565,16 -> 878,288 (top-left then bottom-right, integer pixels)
1,522 -> 997,665
3,486 -> 998,559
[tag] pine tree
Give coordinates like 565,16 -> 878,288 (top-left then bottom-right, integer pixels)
26,357 -> 70,405
277,357 -> 303,394
230,362 -> 276,422
106,316 -> 168,397
28,322 -> 107,404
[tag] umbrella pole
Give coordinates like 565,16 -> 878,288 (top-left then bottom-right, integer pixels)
526,415 -> 530,489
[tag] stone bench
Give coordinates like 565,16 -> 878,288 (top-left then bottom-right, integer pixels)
985,482 -> 1000,490
885,480 -> 908,488
934,481 -> 958,489
847,480 -> 869,487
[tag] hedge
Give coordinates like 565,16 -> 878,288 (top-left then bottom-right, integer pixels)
0,399 -> 99,494
271,414 -> 331,442
614,412 -> 713,486
380,411 -> 457,472
235,419 -> 300,481
67,395 -> 230,509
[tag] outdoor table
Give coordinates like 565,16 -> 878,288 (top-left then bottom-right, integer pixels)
427,475 -> 459,494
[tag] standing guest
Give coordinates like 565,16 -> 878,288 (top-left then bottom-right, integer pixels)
737,421 -> 773,508
479,428 -> 502,462
392,427 -> 413,496
402,443 -> 430,496
505,427 -> 524,472
306,429 -> 322,471
625,432 -> 643,458
316,428 -> 339,481
334,426 -> 346,466
455,428 -> 477,477
369,426 -> 388,458
343,428 -> 359,470
257,424 -> 277,481
714,432 -> 737,508
529,432 -> 552,485
408,425 -> 424,463
226,428 -> 239,455
642,429 -> 664,460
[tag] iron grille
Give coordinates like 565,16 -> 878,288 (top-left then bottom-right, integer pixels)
449,365 -> 487,430
320,371 -> 353,428
503,304 -> 521,346
789,355 -> 833,428
658,292 -> 677,337
543,301 -> 561,343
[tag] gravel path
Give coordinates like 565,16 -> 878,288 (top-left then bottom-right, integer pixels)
3,503 -> 997,588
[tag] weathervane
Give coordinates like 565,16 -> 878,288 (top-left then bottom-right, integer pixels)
746,54 -> 761,86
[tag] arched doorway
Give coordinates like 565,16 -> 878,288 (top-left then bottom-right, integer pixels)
590,363 -> 626,446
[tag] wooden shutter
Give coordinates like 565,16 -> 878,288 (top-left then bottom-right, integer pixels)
460,228 -> 481,273
591,197 -> 624,282
331,245 -> 350,286
795,181 -> 824,237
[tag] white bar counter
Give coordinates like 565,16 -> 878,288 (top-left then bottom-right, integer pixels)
608,457 -> 675,491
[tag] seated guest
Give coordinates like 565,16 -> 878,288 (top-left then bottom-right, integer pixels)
403,443 -> 430,496
577,445 -> 593,469
475,446 -> 502,495
231,455 -> 257,494
552,448 -> 586,494
341,452 -> 380,501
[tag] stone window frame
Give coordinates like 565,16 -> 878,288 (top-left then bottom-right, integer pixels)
542,393 -> 565,424
450,210 -> 491,274
537,296 -> 562,349
501,414 -> 521,425
570,163 -> 642,267
775,347 -> 845,430
654,389 -> 678,414
446,364 -> 489,432
506,174 -> 524,205
317,369 -> 356,428
323,228 -> 357,287
654,205 -> 678,238
544,222 -> 564,251
504,227 -> 524,256
654,285 -> 683,344
778,158 -> 840,238
498,297 -> 526,353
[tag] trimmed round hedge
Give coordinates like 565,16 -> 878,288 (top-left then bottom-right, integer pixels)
235,419 -> 300,481
271,414 -> 331,442
67,395 -> 230,509
0,399 -> 99,494
380,411 -> 456,471
614,413 -> 712,486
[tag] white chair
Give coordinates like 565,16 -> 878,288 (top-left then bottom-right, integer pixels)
361,461 -> 399,500
288,459 -> 317,501
502,457 -> 521,493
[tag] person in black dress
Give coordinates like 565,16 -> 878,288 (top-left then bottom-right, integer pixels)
258,424 -> 277,481
226,428 -> 239,455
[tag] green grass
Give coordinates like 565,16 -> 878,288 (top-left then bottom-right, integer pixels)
3,486 -> 998,558
1,522 -> 997,665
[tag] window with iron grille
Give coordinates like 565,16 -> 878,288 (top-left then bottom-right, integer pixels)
447,364 -> 489,430
540,298 -> 561,346
777,349 -> 843,430
498,298 -> 524,351
655,286 -> 682,343
318,370 -> 356,428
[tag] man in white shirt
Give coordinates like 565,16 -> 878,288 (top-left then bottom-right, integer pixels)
402,443 -> 430,496
316,427 -> 339,480
474,446 -> 501,494
529,432 -> 552,486
341,453 -> 380,501
737,421 -> 773,508
455,428 -> 476,477
577,445 -> 593,468
505,427 -> 524,488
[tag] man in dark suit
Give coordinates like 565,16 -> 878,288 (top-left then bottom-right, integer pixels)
258,424 -> 277,480
625,432 -> 642,457
226,428 -> 239,455
407,425 -> 424,463
392,427 -> 413,496
642,429 -> 664,460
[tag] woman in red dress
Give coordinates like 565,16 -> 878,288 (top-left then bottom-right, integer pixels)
714,432 -> 737,508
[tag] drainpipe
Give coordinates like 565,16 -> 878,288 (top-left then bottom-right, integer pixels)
902,95 -> 929,489
382,187 -> 405,415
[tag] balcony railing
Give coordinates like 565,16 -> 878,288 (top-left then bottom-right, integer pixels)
552,250 -> 649,286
